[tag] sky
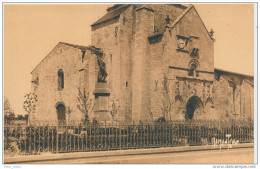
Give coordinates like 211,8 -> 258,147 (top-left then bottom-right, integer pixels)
3,3 -> 254,116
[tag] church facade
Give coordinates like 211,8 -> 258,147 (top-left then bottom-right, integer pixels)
30,4 -> 254,125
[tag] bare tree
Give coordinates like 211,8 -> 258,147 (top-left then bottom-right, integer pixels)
66,106 -> 73,124
4,96 -> 15,125
77,87 -> 93,124
111,100 -> 120,121
23,93 -> 38,125
161,73 -> 172,121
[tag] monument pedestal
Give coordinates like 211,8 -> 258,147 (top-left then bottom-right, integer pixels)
93,83 -> 112,124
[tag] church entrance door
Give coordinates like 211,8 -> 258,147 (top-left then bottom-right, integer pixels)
186,96 -> 203,120
56,103 -> 66,126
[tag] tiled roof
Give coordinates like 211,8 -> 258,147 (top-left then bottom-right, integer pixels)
214,68 -> 254,86
92,4 -> 188,28
214,68 -> 253,78
106,4 -> 125,12
31,42 -> 91,74
59,42 -> 90,50
91,4 -> 131,26
32,42 -> 103,74
60,42 -> 104,55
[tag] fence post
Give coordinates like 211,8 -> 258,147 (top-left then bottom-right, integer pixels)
42,126 -> 45,152
56,126 -> 59,153
126,125 -> 129,149
219,122 -> 221,150
47,127 -> 49,153
81,125 -> 84,151
133,123 -> 135,148
51,127 -> 53,153
90,125 -> 92,152
25,127 -> 27,155
105,122 -> 107,150
115,123 -> 117,149
137,124 -> 139,148
85,125 -> 88,151
19,126 -> 22,154
78,125 -> 80,151
33,127 -> 36,154
94,124 -> 96,150
38,127 -> 40,153
108,123 -> 110,150
66,125 -> 68,152
119,124 -> 121,150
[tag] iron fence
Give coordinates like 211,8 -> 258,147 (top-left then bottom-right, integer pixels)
4,120 -> 254,156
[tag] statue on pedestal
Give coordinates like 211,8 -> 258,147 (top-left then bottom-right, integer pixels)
89,46 -> 112,124
89,46 -> 108,83
97,54 -> 108,83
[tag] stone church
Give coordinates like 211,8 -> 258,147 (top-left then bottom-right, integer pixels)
30,4 -> 254,125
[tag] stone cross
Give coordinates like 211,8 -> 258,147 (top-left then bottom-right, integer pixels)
166,15 -> 171,24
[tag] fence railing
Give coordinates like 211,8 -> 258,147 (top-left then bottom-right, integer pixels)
4,120 -> 254,156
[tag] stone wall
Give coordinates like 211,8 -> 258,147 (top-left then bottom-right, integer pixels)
147,6 -> 215,121
91,17 -> 121,122
152,4 -> 185,34
118,6 -> 135,123
213,75 -> 254,121
165,7 -> 214,78
31,43 -> 96,125
31,4 -> 254,125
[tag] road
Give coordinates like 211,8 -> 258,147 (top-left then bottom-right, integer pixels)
24,147 -> 254,164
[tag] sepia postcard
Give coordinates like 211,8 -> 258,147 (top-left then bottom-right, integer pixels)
2,1 -> 257,168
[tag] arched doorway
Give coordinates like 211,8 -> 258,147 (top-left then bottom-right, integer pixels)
56,103 -> 66,126
186,96 -> 203,120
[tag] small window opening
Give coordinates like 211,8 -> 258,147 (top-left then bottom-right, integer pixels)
123,17 -> 126,25
81,50 -> 86,63
188,64 -> 197,77
115,27 -> 118,37
58,69 -> 64,90
126,81 -> 128,87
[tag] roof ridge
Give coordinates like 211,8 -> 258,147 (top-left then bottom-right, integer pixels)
243,79 -> 254,86
166,5 -> 214,41
221,75 -> 234,83
91,4 -> 131,27
59,42 -> 90,50
168,4 -> 193,28
214,68 -> 254,77
31,42 -> 91,74
107,4 -> 125,12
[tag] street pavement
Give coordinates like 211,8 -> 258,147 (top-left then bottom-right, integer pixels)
24,147 -> 254,164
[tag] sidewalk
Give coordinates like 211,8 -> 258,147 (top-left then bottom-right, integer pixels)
4,143 -> 254,164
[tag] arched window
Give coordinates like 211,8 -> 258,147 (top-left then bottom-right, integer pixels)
58,69 -> 64,90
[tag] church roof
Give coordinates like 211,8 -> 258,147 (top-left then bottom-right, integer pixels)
59,42 -> 90,50
91,4 -> 131,26
214,68 -> 253,79
32,41 -> 108,74
167,5 -> 193,29
31,42 -> 92,74
214,68 -> 254,86
91,4 -> 188,28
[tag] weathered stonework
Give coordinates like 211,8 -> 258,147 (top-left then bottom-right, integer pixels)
31,43 -> 96,125
31,4 -> 254,125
